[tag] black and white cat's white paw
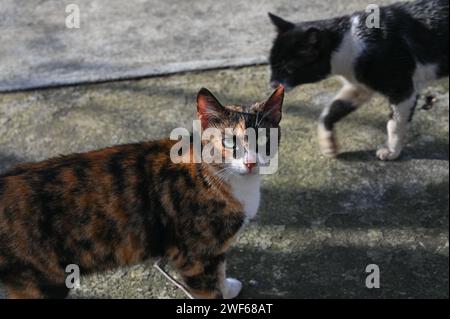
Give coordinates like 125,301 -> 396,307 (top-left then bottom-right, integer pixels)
318,126 -> 338,158
222,278 -> 242,299
376,146 -> 401,161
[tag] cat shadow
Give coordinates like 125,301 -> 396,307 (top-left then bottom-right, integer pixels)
336,149 -> 377,162
337,138 -> 449,162
258,178 -> 449,229
229,246 -> 448,299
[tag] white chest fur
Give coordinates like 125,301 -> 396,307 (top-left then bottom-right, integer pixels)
228,174 -> 261,220
330,16 -> 365,83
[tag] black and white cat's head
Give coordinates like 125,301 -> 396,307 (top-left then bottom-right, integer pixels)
268,13 -> 336,89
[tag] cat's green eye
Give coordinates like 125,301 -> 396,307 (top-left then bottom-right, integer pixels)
222,137 -> 235,149
257,135 -> 268,145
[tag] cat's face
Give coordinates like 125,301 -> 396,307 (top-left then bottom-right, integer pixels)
197,86 -> 284,176
268,13 -> 331,89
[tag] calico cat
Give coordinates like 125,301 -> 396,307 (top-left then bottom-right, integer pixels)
0,86 -> 284,299
268,0 -> 449,160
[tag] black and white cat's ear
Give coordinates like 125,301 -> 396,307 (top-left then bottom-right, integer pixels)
261,85 -> 284,126
197,88 -> 225,129
268,13 -> 295,33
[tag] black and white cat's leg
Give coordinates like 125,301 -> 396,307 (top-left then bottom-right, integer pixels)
376,94 -> 419,161
318,79 -> 373,157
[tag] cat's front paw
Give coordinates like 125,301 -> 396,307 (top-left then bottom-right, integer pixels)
376,147 -> 401,161
222,278 -> 242,299
318,131 -> 338,158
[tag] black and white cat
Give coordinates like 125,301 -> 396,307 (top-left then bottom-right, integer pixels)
268,0 -> 449,160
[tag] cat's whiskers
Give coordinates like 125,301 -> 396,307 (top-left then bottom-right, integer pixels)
202,165 -> 219,188
254,111 -> 260,128
214,167 -> 230,185
256,111 -> 269,128
214,166 -> 235,190
200,164 -> 229,190
213,169 -> 228,186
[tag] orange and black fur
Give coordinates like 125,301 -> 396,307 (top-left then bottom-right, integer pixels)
0,86 -> 284,299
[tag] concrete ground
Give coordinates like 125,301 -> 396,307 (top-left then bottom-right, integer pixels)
0,66 -> 448,298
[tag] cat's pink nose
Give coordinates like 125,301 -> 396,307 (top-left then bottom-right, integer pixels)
245,162 -> 256,172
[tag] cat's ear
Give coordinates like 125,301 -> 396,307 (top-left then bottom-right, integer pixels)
268,13 -> 295,33
261,85 -> 284,126
197,88 -> 225,129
